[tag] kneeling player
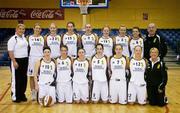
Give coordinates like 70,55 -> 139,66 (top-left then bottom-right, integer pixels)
34,46 -> 56,106
128,45 -> 147,105
91,44 -> 109,103
72,48 -> 89,103
56,45 -> 73,103
109,44 -> 129,104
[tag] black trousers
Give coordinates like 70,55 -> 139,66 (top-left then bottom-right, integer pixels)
11,57 -> 28,101
147,85 -> 166,106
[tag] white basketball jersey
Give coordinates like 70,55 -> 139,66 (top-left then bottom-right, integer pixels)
129,38 -> 144,57
56,57 -> 72,83
38,59 -> 56,85
115,36 -> 130,57
110,56 -> 126,80
99,37 -> 113,57
129,58 -> 146,86
92,56 -> 107,82
73,59 -> 89,84
29,35 -> 44,57
63,33 -> 78,57
81,33 -> 96,58
46,35 -> 61,58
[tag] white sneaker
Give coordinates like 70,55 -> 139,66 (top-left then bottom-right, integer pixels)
31,90 -> 37,101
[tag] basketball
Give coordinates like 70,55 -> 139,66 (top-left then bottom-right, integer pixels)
42,95 -> 53,107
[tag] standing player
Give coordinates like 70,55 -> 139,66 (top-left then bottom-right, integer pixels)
109,44 -> 129,104
45,23 -> 61,58
56,45 -> 73,103
72,48 -> 89,103
114,25 -> 130,57
91,44 -> 109,103
99,26 -> 113,57
27,23 -> 44,101
34,46 -> 56,106
129,27 -> 144,58
81,24 -> 98,59
62,22 -> 81,59
128,45 -> 147,105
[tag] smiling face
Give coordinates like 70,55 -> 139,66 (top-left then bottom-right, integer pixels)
60,46 -> 68,57
96,44 -> 104,55
43,49 -> 51,59
150,48 -> 159,60
78,49 -> 85,59
102,26 -> 110,37
33,24 -> 41,36
49,23 -> 57,35
148,23 -> 157,36
119,26 -> 126,36
115,44 -> 123,55
67,22 -> 74,33
134,46 -> 142,58
85,24 -> 92,33
132,28 -> 140,39
16,24 -> 25,37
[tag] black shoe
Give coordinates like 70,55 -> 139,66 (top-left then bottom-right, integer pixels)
12,99 -> 21,103
21,97 -> 28,102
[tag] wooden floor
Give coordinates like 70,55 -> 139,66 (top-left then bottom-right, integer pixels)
0,66 -> 180,113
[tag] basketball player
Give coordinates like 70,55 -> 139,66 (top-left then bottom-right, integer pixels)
91,43 -> 109,103
72,48 -> 89,103
113,25 -> 130,57
27,23 -> 44,101
98,26 -> 113,57
81,24 -> 98,59
109,44 -> 129,104
45,23 -> 61,58
56,45 -> 73,103
128,45 -> 147,105
129,27 -> 144,57
34,46 -> 56,106
62,22 -> 81,59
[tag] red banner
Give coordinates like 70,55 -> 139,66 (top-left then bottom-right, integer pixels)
0,8 -> 64,20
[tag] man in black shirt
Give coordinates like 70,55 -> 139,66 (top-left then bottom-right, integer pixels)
146,48 -> 168,106
144,23 -> 167,60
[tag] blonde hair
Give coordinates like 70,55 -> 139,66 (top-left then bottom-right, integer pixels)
34,23 -> 41,28
16,24 -> 25,29
102,25 -> 111,31
150,47 -> 159,54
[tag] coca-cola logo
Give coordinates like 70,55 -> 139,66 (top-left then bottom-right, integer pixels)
0,9 -> 19,18
0,8 -> 64,20
31,10 -> 54,19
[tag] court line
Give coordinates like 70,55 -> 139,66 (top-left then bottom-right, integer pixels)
0,83 -> 11,102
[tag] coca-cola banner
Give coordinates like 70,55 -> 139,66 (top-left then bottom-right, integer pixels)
0,8 -> 64,20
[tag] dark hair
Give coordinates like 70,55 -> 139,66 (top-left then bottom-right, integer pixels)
96,43 -> 104,50
43,46 -> 51,52
60,45 -> 68,51
132,26 -> 142,38
113,44 -> 123,55
77,48 -> 85,58
67,21 -> 75,27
